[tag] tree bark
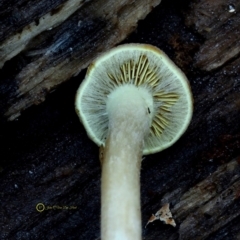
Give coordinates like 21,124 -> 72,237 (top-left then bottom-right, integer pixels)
0,0 -> 240,239
0,0 -> 162,121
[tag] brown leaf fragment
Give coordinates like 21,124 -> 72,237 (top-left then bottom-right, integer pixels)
146,203 -> 176,228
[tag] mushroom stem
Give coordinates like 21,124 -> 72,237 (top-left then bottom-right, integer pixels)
101,85 -> 152,240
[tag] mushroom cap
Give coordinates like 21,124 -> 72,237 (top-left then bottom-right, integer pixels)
75,44 -> 193,155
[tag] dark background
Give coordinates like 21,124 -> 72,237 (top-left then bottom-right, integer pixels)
1,0 -> 240,239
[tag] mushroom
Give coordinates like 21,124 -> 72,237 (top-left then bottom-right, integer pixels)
75,44 -> 193,240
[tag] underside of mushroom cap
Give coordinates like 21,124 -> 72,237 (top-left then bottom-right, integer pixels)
75,44 -> 193,155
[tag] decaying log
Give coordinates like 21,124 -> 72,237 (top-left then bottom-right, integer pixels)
0,0 -> 87,68
144,157 -> 240,239
0,0 -> 162,121
1,0 -> 240,239
185,0 -> 240,71
174,158 -> 240,240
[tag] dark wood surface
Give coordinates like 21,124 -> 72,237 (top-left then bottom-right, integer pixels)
0,0 -> 161,120
1,0 -> 240,239
0,0 -> 67,42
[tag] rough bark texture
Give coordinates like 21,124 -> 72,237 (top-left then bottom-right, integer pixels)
0,0 -> 88,68
185,0 -> 240,71
1,0 -> 240,239
0,0 -> 161,121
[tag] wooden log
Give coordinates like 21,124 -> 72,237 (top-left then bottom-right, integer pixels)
0,0 -> 162,121
0,0 -> 86,68
0,1 -> 240,239
175,158 -> 240,240
185,0 -> 240,71
0,0 -> 68,42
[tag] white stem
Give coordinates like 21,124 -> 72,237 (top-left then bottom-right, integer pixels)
101,85 -> 152,240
